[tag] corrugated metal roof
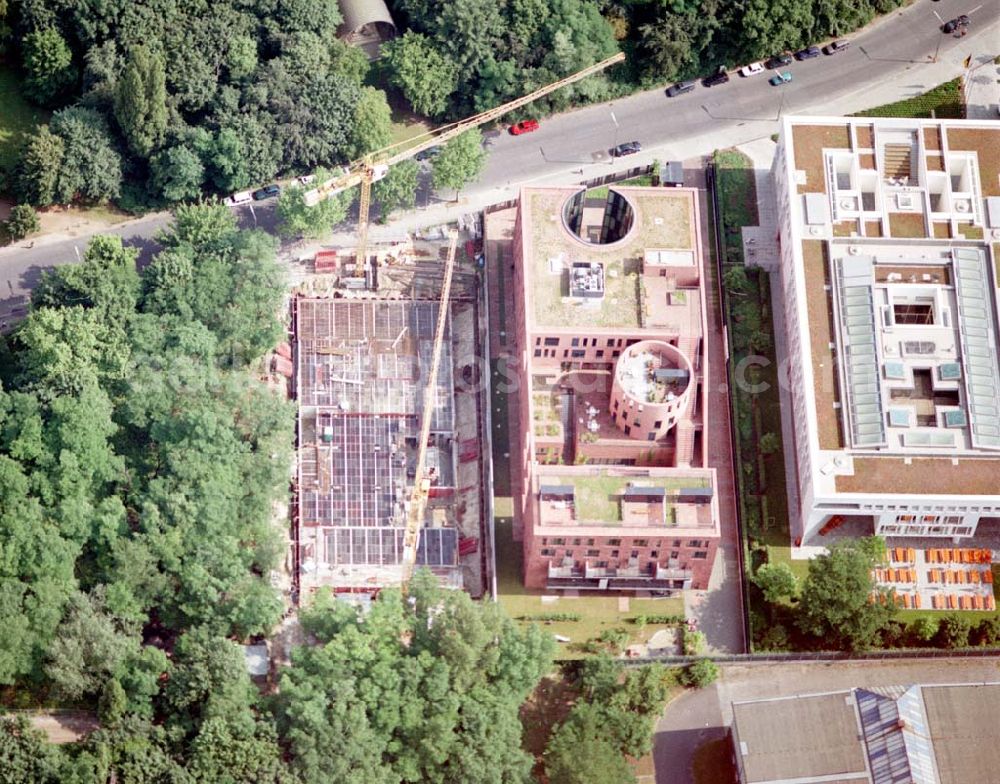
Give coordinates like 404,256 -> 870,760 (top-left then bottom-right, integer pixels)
338,0 -> 395,34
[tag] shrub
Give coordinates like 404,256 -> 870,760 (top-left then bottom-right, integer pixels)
3,205 -> 40,241
518,613 -> 581,623
682,630 -> 706,656
680,659 -> 718,688
598,627 -> 630,654
628,614 -> 684,626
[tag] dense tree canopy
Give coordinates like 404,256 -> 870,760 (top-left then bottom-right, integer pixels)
795,537 -> 894,651
275,572 -> 554,784
6,0 -> 383,206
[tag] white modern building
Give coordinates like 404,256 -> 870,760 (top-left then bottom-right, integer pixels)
773,116 -> 1000,544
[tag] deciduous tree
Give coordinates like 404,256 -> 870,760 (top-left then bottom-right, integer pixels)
795,538 -> 894,650
432,129 -> 487,197
382,32 -> 458,117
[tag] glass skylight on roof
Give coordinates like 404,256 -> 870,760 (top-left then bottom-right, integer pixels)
888,408 -> 911,427
943,409 -> 967,428
836,257 -> 886,448
938,362 -> 961,381
953,248 -> 1000,450
884,361 -> 907,380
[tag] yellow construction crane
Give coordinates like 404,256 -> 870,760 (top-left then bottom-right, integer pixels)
303,51 -> 626,279
400,229 -> 459,590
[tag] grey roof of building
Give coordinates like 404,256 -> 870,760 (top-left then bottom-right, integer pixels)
923,683 -> 1000,784
338,0 -> 395,33
732,692 -> 868,783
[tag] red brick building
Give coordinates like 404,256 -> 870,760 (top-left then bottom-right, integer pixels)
505,185 -> 722,592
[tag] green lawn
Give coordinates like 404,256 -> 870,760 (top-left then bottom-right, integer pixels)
0,65 -> 48,179
854,78 -> 964,119
495,518 -> 684,659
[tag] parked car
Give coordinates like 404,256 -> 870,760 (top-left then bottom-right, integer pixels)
738,62 -> 765,77
252,184 -> 281,201
611,141 -> 642,157
765,53 -> 793,69
223,191 -> 252,207
666,79 -> 697,97
296,174 -> 316,185
769,71 -> 793,86
414,146 -> 442,161
941,15 -> 969,33
822,39 -> 850,55
509,119 -> 540,135
701,69 -> 730,88
794,45 -> 822,60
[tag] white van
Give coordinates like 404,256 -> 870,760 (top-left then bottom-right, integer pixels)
224,191 -> 253,207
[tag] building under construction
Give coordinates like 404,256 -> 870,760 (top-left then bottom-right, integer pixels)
292,246 -> 487,596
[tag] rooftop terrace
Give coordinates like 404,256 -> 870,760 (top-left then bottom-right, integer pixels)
524,188 -> 695,329
536,469 -> 713,529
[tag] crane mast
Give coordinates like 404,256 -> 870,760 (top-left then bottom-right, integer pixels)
400,230 -> 459,590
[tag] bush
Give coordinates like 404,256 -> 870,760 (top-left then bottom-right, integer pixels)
598,627 -> 630,654
518,613 -> 581,623
629,614 -> 684,626
3,205 -> 40,241
682,630 -> 706,656
680,659 -> 718,688
910,616 -> 940,644
936,615 -> 972,649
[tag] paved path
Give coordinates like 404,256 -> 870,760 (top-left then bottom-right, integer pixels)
653,657 -> 1000,784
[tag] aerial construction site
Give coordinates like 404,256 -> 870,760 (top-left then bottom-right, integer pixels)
289,233 -> 489,600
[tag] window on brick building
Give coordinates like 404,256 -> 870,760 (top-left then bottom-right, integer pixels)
586,538 -> 595,546
544,337 -> 559,346
630,550 -> 639,558
654,420 -> 662,429
597,560 -> 608,567
612,350 -> 620,358
565,550 -> 574,557
610,550 -> 619,558
624,425 -> 631,436
571,337 -> 579,347
535,337 -> 541,345
607,338 -> 615,347
540,548 -> 554,556
687,540 -> 702,547
587,549 -> 600,557
534,349 -> 541,357
693,551 -> 708,559
647,432 -> 656,441
596,350 -> 604,358
634,539 -> 648,547
608,538 -> 621,546
670,551 -> 679,558
650,550 -> 658,558
573,538 -> 581,546
571,350 -> 585,358
553,538 -> 565,545
673,540 -> 681,547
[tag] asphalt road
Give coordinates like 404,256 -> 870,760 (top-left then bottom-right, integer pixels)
478,0 -> 997,188
1,0 -> 997,321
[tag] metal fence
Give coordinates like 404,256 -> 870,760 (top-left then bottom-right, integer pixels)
632,646 -> 1000,666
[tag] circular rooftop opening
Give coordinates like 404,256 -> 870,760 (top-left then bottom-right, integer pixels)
615,340 -> 692,406
562,187 -> 636,246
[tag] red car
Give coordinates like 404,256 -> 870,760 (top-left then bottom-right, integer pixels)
509,119 -> 540,135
